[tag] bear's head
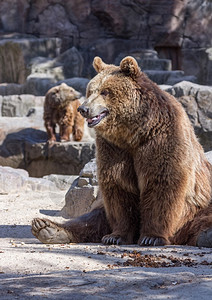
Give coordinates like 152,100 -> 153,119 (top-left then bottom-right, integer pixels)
47,83 -> 81,106
78,56 -> 147,144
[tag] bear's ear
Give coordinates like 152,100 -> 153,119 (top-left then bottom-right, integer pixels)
120,56 -> 140,78
93,56 -> 108,73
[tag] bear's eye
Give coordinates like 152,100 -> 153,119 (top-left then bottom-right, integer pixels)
100,90 -> 109,97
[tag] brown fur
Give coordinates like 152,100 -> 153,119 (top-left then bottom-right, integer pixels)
33,56 -> 212,247
44,83 -> 84,142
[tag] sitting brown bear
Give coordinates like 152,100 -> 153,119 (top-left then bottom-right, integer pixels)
32,56 -> 212,247
44,83 -> 84,142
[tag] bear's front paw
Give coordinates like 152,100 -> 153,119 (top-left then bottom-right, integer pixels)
102,234 -> 123,245
138,236 -> 169,246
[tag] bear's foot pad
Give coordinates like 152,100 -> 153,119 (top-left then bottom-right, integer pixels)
197,228 -> 212,248
139,236 -> 168,246
31,218 -> 71,244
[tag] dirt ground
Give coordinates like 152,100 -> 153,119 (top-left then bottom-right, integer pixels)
0,190 -> 212,299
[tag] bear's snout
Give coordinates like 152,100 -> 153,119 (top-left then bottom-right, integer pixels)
78,105 -> 89,118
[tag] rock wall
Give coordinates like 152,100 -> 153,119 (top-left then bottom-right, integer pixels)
0,0 -> 211,84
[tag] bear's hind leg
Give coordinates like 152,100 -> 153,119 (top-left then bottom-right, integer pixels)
173,203 -> 212,247
44,119 -> 57,142
32,205 -> 110,244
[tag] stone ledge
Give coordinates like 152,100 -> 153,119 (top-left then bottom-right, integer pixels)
0,128 -> 95,177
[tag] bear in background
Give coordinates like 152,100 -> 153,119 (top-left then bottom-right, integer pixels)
32,56 -> 212,248
44,83 -> 84,142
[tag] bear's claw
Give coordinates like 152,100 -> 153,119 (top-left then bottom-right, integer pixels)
102,234 -> 123,245
139,236 -> 168,246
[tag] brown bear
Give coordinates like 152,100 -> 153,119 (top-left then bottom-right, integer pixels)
32,56 -> 212,247
44,82 -> 84,142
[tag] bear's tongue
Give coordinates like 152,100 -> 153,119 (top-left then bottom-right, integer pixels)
87,115 -> 101,127
87,115 -> 100,124
86,111 -> 108,127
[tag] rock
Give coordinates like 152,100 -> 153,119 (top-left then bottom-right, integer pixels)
205,151 -> 212,165
165,81 -> 212,151
54,47 -> 84,78
1,95 -> 39,117
43,174 -> 78,191
0,41 -> 26,84
142,59 -> 172,71
0,166 -> 58,194
63,185 -> 99,218
26,177 -> 59,192
0,95 -> 2,117
144,70 -> 189,85
0,77 -> 89,97
58,78 -> 89,96
0,83 -> 23,96
0,127 -> 95,177
28,47 -> 84,81
0,166 -> 28,194
24,139 -> 96,177
0,35 -> 61,84
23,75 -> 56,96
79,158 -> 97,178
78,177 -> 90,187
62,158 -> 99,217
28,57 -> 64,82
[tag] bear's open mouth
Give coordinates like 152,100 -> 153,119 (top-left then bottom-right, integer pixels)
86,110 -> 109,127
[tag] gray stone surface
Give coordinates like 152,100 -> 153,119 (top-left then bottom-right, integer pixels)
79,158 -> 97,178
0,166 -> 59,194
63,159 -> 99,217
0,182 -> 212,300
43,174 -> 78,191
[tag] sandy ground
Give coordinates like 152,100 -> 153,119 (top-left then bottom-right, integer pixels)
0,190 -> 212,299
